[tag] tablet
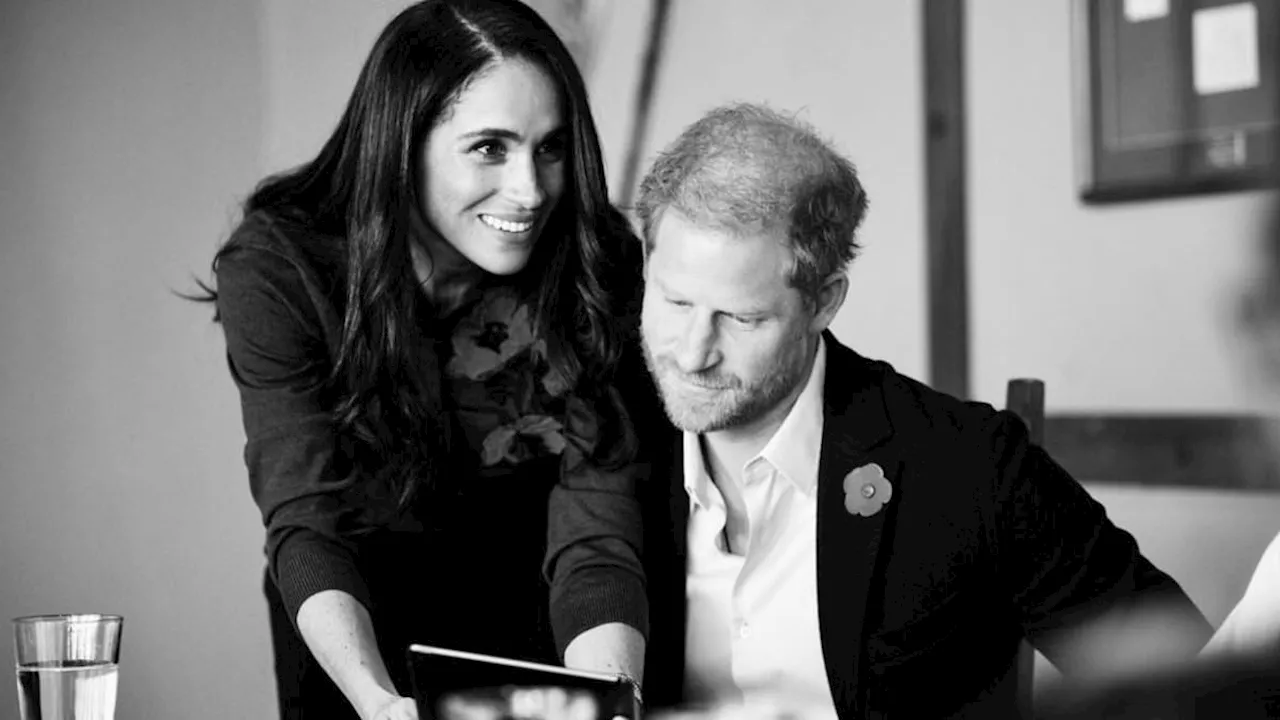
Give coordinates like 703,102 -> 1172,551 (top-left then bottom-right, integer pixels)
406,643 -> 640,720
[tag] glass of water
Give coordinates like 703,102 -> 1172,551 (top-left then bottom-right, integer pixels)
13,614 -> 123,720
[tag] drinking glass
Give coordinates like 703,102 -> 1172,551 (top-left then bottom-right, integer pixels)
13,614 -> 123,720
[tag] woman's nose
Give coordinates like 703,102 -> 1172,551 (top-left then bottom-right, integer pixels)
504,155 -> 546,209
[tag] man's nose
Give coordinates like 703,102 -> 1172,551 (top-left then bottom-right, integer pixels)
672,312 -> 721,374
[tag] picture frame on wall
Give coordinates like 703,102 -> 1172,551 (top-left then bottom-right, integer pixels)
1073,0 -> 1280,203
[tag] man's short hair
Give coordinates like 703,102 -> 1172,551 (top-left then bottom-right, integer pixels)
635,102 -> 869,303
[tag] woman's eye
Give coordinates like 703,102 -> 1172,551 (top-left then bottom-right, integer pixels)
537,137 -> 567,162
471,140 -> 506,159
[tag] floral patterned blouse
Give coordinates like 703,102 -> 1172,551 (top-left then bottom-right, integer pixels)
444,285 -> 599,472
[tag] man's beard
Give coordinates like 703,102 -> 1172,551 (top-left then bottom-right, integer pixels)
641,339 -> 809,434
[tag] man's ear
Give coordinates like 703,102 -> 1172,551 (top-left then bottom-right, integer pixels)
809,273 -> 849,334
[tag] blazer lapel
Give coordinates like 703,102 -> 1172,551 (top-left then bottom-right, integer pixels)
669,430 -> 689,561
815,334 -> 900,719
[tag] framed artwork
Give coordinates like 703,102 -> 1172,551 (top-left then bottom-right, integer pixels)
1073,0 -> 1280,203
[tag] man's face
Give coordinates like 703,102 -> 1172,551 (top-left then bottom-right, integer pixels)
641,208 -> 816,434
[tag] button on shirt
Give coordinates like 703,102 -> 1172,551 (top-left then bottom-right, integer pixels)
683,338 -> 835,719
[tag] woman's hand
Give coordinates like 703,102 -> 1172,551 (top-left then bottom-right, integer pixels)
367,695 -> 418,720
295,591 -> 413,720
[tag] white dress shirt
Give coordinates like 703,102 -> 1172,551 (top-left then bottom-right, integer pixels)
683,338 -> 836,719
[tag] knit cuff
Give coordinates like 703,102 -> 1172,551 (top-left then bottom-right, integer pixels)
272,542 -> 372,627
550,573 -> 649,659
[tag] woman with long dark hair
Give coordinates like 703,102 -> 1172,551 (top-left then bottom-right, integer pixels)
197,1 -> 650,717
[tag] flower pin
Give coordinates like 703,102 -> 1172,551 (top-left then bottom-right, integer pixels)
843,462 -> 892,517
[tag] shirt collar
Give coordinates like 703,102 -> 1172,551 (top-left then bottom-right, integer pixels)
683,336 -> 828,507
756,335 -> 826,495
683,431 -> 714,510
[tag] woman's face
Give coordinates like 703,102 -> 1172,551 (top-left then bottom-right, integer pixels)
419,56 -> 568,277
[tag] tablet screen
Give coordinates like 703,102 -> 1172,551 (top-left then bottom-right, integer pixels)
406,643 -> 638,720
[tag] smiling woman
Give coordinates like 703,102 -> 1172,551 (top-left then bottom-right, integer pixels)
184,1 -> 651,718
419,57 -> 569,279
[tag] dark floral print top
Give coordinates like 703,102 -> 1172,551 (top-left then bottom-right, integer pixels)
444,285 -> 600,472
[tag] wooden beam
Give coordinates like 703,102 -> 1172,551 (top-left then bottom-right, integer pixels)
1045,414 -> 1280,491
923,0 -> 970,399
617,0 -> 672,209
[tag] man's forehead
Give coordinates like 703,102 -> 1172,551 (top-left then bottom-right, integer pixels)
652,207 -> 790,258
655,204 -> 780,239
649,211 -> 797,306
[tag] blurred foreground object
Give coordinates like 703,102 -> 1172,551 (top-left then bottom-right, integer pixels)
1038,651 -> 1280,719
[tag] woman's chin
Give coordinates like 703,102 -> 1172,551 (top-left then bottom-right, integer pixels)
483,251 -> 535,275
472,240 -> 540,276
475,254 -> 534,277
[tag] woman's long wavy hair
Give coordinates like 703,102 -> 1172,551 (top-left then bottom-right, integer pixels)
198,0 -> 642,508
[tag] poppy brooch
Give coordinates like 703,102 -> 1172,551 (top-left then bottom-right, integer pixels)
843,462 -> 893,517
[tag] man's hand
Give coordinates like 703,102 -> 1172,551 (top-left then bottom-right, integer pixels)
366,695 -> 418,720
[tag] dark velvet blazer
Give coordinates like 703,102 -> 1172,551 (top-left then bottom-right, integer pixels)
547,333 -> 1211,719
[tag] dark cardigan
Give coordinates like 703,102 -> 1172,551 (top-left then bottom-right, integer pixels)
214,212 -> 649,702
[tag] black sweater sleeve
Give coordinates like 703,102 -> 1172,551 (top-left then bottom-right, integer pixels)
545,452 -> 650,656
543,346 -> 661,657
214,233 -> 371,624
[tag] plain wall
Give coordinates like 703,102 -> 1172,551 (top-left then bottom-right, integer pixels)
261,0 -> 415,173
0,0 -> 275,717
